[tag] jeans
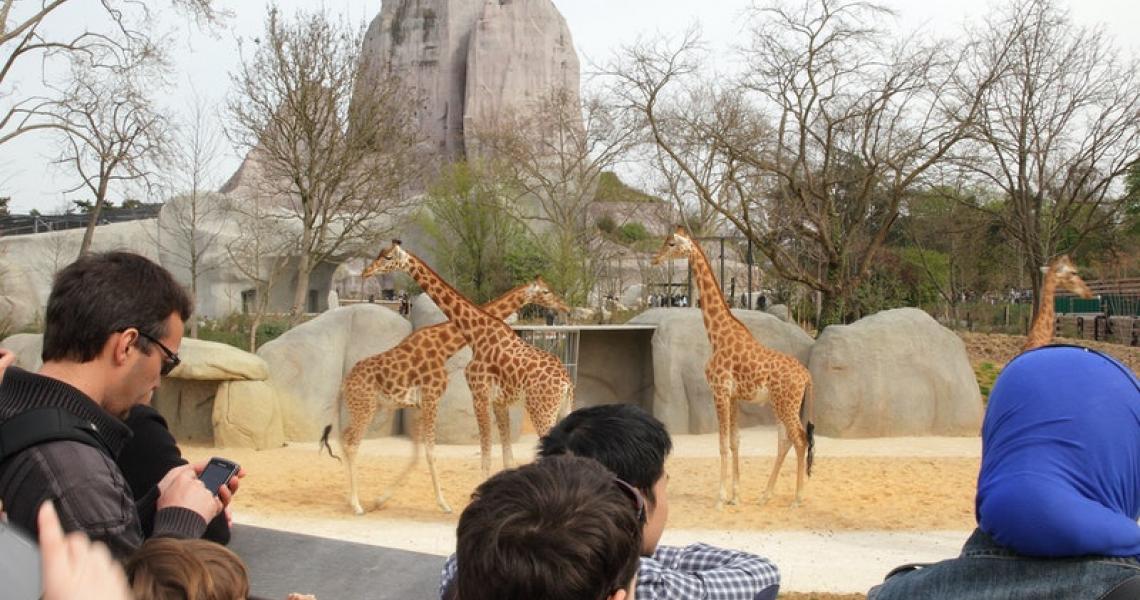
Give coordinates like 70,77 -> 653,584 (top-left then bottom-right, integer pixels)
867,529 -> 1140,600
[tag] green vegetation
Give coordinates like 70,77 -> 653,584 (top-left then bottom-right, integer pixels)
196,314 -> 294,350
593,171 -> 661,204
975,361 -> 1001,402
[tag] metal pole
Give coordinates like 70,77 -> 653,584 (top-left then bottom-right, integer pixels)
719,237 -> 725,303
746,237 -> 753,309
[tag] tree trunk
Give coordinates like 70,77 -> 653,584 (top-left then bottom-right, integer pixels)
290,253 -> 312,324
78,194 -> 108,257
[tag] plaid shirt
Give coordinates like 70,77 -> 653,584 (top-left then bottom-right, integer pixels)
439,543 -> 780,600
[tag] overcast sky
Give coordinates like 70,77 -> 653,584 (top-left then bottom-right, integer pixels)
1,0 -> 1137,214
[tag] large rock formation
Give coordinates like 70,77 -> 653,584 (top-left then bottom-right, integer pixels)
463,0 -> 580,152
809,308 -> 983,437
629,308 -> 816,434
357,0 -> 580,162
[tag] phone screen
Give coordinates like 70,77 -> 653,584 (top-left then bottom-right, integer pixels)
0,523 -> 41,600
198,458 -> 239,497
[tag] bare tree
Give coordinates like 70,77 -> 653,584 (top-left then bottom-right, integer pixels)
609,1 -> 1003,326
157,89 -> 227,337
226,7 -> 424,322
48,61 -> 168,256
0,0 -> 227,147
470,87 -> 639,305
954,0 -> 1140,314
224,193 -> 292,352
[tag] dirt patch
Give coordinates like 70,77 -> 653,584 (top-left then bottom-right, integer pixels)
957,331 -> 1140,373
182,445 -> 978,532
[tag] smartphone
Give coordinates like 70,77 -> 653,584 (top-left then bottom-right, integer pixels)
198,457 -> 240,497
0,522 -> 41,600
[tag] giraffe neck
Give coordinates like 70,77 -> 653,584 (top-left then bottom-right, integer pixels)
407,257 -> 508,346
687,243 -> 741,347
482,283 -> 530,320
1028,272 -> 1058,345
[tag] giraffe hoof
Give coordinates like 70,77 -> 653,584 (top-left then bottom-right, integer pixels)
790,498 -> 803,509
351,505 -> 366,516
758,494 -> 771,506
437,501 -> 453,514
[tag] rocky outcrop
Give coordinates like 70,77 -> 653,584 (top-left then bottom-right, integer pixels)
258,304 -> 411,441
462,0 -> 580,156
809,308 -> 982,437
357,0 -> 483,159
629,308 -> 816,434
357,0 -> 580,163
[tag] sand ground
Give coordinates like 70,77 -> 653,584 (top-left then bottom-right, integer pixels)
183,428 -> 981,594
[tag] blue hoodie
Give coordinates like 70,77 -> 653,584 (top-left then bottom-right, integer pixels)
976,345 -> 1140,558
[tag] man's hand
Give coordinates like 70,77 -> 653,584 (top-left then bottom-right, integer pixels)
187,459 -> 247,508
157,464 -> 223,522
38,502 -> 131,600
0,348 -> 15,383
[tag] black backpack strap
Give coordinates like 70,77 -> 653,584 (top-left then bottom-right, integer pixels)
1099,575 -> 1140,600
0,407 -> 110,463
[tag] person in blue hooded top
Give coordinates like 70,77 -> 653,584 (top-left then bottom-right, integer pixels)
868,344 -> 1140,600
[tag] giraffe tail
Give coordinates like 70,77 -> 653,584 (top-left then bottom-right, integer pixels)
319,424 -> 341,463
803,378 -> 815,477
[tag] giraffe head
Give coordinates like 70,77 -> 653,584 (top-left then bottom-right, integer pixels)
1042,255 -> 1093,299
362,239 -> 412,278
652,226 -> 695,266
523,276 -> 571,313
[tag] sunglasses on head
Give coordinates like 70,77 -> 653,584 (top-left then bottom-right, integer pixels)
613,478 -> 647,525
131,328 -> 181,376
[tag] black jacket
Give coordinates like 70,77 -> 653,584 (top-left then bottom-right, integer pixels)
0,368 -> 205,559
118,403 -> 231,544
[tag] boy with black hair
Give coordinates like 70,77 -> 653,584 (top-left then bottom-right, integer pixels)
441,403 -> 781,600
443,454 -> 642,600
0,251 -> 240,559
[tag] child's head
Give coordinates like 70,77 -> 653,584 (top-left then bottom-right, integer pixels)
125,537 -> 249,600
452,455 -> 643,600
538,403 -> 673,553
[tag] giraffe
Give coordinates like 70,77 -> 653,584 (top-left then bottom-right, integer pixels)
363,240 -> 576,478
1022,255 -> 1094,352
322,277 -> 569,515
653,226 -> 815,507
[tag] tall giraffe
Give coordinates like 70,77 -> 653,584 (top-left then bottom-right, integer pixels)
1022,255 -> 1094,352
323,277 -> 569,515
363,240 -> 575,478
654,226 -> 815,507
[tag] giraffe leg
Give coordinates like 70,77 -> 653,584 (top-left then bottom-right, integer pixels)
729,399 -> 741,505
712,390 -> 733,509
342,389 -> 377,516
493,401 -> 514,470
418,384 -> 451,513
761,422 -> 792,505
376,399 -> 422,509
466,367 -> 495,478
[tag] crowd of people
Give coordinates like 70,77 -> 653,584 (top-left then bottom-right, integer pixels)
0,250 -> 1137,599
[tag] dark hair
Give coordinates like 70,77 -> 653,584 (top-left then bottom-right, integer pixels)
450,455 -> 642,600
125,538 -> 249,600
538,403 -> 672,504
42,252 -> 192,362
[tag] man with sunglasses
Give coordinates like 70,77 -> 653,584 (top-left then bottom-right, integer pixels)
441,403 -> 781,599
0,251 -> 234,559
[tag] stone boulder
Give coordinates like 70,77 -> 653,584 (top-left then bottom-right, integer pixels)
629,308 -> 815,434
0,333 -> 44,370
153,339 -> 272,446
766,304 -> 791,322
214,380 -> 285,449
258,304 -> 411,441
620,284 -> 645,308
410,292 -> 448,330
0,258 -> 40,335
809,307 -> 982,437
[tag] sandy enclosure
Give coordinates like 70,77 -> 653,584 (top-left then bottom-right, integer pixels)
184,428 -> 980,532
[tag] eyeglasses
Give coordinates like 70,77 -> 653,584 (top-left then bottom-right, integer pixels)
613,478 -> 647,525
133,329 -> 181,376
